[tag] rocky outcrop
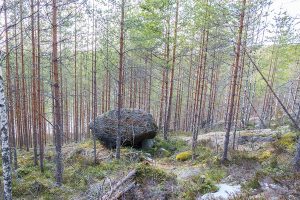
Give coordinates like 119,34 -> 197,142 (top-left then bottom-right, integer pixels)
90,109 -> 158,148
238,135 -> 275,145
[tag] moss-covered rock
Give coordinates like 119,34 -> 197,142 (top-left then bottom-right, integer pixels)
176,151 -> 192,161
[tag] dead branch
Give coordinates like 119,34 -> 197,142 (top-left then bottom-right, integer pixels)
245,49 -> 300,130
110,181 -> 136,200
100,169 -> 137,200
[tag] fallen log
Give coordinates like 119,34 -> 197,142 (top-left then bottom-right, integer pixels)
100,169 -> 137,200
111,181 -> 136,200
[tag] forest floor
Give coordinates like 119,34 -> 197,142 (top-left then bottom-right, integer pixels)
7,125 -> 300,200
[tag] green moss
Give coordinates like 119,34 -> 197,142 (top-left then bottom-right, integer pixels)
176,151 -> 192,161
156,148 -> 171,157
205,168 -> 226,183
243,176 -> 260,190
269,156 -> 278,169
45,150 -> 55,161
12,166 -> 55,198
245,122 -> 256,130
258,150 -> 272,162
231,150 -> 258,164
63,167 -> 88,191
13,147 -> 137,199
98,160 -> 129,172
12,179 -> 32,197
84,166 -> 106,180
205,155 -> 221,167
42,186 -> 72,200
146,137 -> 187,156
195,146 -> 214,162
273,132 -> 297,153
136,163 -> 174,183
17,165 -> 36,178
79,140 -> 94,148
182,174 -> 218,200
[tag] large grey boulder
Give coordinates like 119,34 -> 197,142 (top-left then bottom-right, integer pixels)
89,109 -> 158,148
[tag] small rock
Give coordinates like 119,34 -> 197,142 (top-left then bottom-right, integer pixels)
142,139 -> 154,149
199,184 -> 241,200
288,195 -> 298,200
156,148 -> 171,158
141,153 -> 153,163
175,167 -> 201,180
144,153 -> 152,158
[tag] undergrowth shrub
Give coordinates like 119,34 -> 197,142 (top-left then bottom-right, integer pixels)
182,174 -> 218,200
258,150 -> 272,162
195,146 -> 214,163
230,150 -> 258,165
205,168 -> 226,183
136,163 -> 174,184
242,173 -> 261,190
273,132 -> 297,153
63,167 -> 88,191
146,137 -> 187,156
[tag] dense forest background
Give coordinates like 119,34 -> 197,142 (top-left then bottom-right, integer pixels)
2,0 -> 299,148
0,0 -> 300,199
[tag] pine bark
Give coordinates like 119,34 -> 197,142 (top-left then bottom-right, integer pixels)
37,0 -> 44,172
30,0 -> 38,166
165,0 -> 179,138
52,0 -> 63,185
4,0 -> 18,170
222,0 -> 246,162
116,0 -> 125,159
20,0 -> 29,151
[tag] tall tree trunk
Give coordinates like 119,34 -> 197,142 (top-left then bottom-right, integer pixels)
0,64 -> 13,200
30,0 -> 38,166
4,0 -> 18,170
147,53 -> 153,113
222,0 -> 246,162
184,50 -> 193,131
116,0 -> 125,159
2,2 -> 13,199
37,0 -> 44,172
74,15 -> 78,143
159,66 -> 166,130
20,0 -> 29,151
14,7 -> 22,150
165,0 -> 179,138
92,0 -> 97,164
52,0 -> 63,185
192,28 -> 209,159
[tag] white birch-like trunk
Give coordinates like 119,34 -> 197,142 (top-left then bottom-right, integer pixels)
0,64 -> 13,199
